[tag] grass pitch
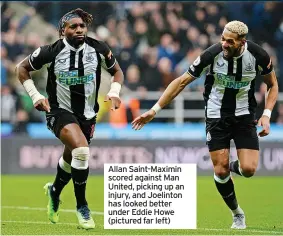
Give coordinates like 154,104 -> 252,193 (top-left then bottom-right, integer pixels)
1,175 -> 282,235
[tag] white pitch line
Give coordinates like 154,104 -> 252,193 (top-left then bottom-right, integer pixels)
1,220 -> 78,226
2,205 -> 104,215
2,206 -> 282,234
1,220 -> 281,234
200,227 -> 282,234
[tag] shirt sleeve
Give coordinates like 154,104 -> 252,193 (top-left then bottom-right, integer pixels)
257,48 -> 273,75
187,50 -> 213,78
28,45 -> 54,70
99,42 -> 116,73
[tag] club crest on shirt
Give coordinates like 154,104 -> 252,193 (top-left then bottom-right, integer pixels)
86,53 -> 94,62
245,63 -> 253,72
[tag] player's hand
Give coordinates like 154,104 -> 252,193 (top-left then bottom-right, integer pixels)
257,115 -> 270,137
34,98 -> 50,113
104,95 -> 121,111
132,109 -> 156,130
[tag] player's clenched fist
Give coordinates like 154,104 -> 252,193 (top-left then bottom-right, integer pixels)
257,116 -> 270,137
35,98 -> 50,112
104,95 -> 121,111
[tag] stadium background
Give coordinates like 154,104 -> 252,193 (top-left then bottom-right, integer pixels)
1,1 -> 283,235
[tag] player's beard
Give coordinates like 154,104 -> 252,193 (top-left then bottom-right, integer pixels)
231,45 -> 243,58
223,45 -> 242,59
67,35 -> 86,48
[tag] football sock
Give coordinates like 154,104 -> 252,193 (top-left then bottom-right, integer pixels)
214,173 -> 238,210
229,160 -> 243,176
71,147 -> 90,208
52,157 -> 72,198
71,167 -> 89,208
231,206 -> 244,215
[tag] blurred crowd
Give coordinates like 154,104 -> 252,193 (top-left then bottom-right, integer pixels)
1,2 -> 283,132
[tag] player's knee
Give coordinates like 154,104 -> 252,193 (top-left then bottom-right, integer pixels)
240,165 -> 256,178
214,165 -> 230,178
60,126 -> 88,147
71,147 -> 89,170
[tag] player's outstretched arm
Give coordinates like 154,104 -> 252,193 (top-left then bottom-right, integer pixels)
132,72 -> 196,130
258,70 -> 279,137
15,58 -> 50,112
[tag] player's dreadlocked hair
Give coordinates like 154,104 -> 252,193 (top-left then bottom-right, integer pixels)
58,8 -> 93,38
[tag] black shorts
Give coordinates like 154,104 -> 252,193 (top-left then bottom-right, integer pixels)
205,114 -> 259,152
46,108 -> 96,144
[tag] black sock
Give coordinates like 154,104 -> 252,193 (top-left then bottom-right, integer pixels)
71,167 -> 89,208
214,175 -> 238,210
229,160 -> 242,176
52,163 -> 72,198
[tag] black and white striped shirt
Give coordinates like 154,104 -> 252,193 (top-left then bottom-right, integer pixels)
29,37 -> 116,119
187,41 -> 273,118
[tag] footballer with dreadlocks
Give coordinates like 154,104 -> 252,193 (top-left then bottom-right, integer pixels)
15,8 -> 124,229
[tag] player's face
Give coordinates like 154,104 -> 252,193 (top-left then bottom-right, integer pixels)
221,29 -> 245,59
64,17 -> 88,47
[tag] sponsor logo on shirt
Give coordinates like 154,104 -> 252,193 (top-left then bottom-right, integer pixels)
193,56 -> 200,66
57,70 -> 94,85
215,73 -> 249,89
216,61 -> 225,68
32,47 -> 41,57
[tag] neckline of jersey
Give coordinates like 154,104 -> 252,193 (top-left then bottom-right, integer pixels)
63,38 -> 85,52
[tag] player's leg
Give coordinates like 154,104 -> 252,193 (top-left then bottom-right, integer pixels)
44,109 -> 94,228
44,146 -> 72,223
206,117 -> 246,229
230,149 -> 259,177
227,149 -> 258,230
210,149 -> 244,211
51,147 -> 72,196
44,109 -> 74,223
59,123 -> 95,229
230,114 -> 259,177
60,123 -> 89,207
